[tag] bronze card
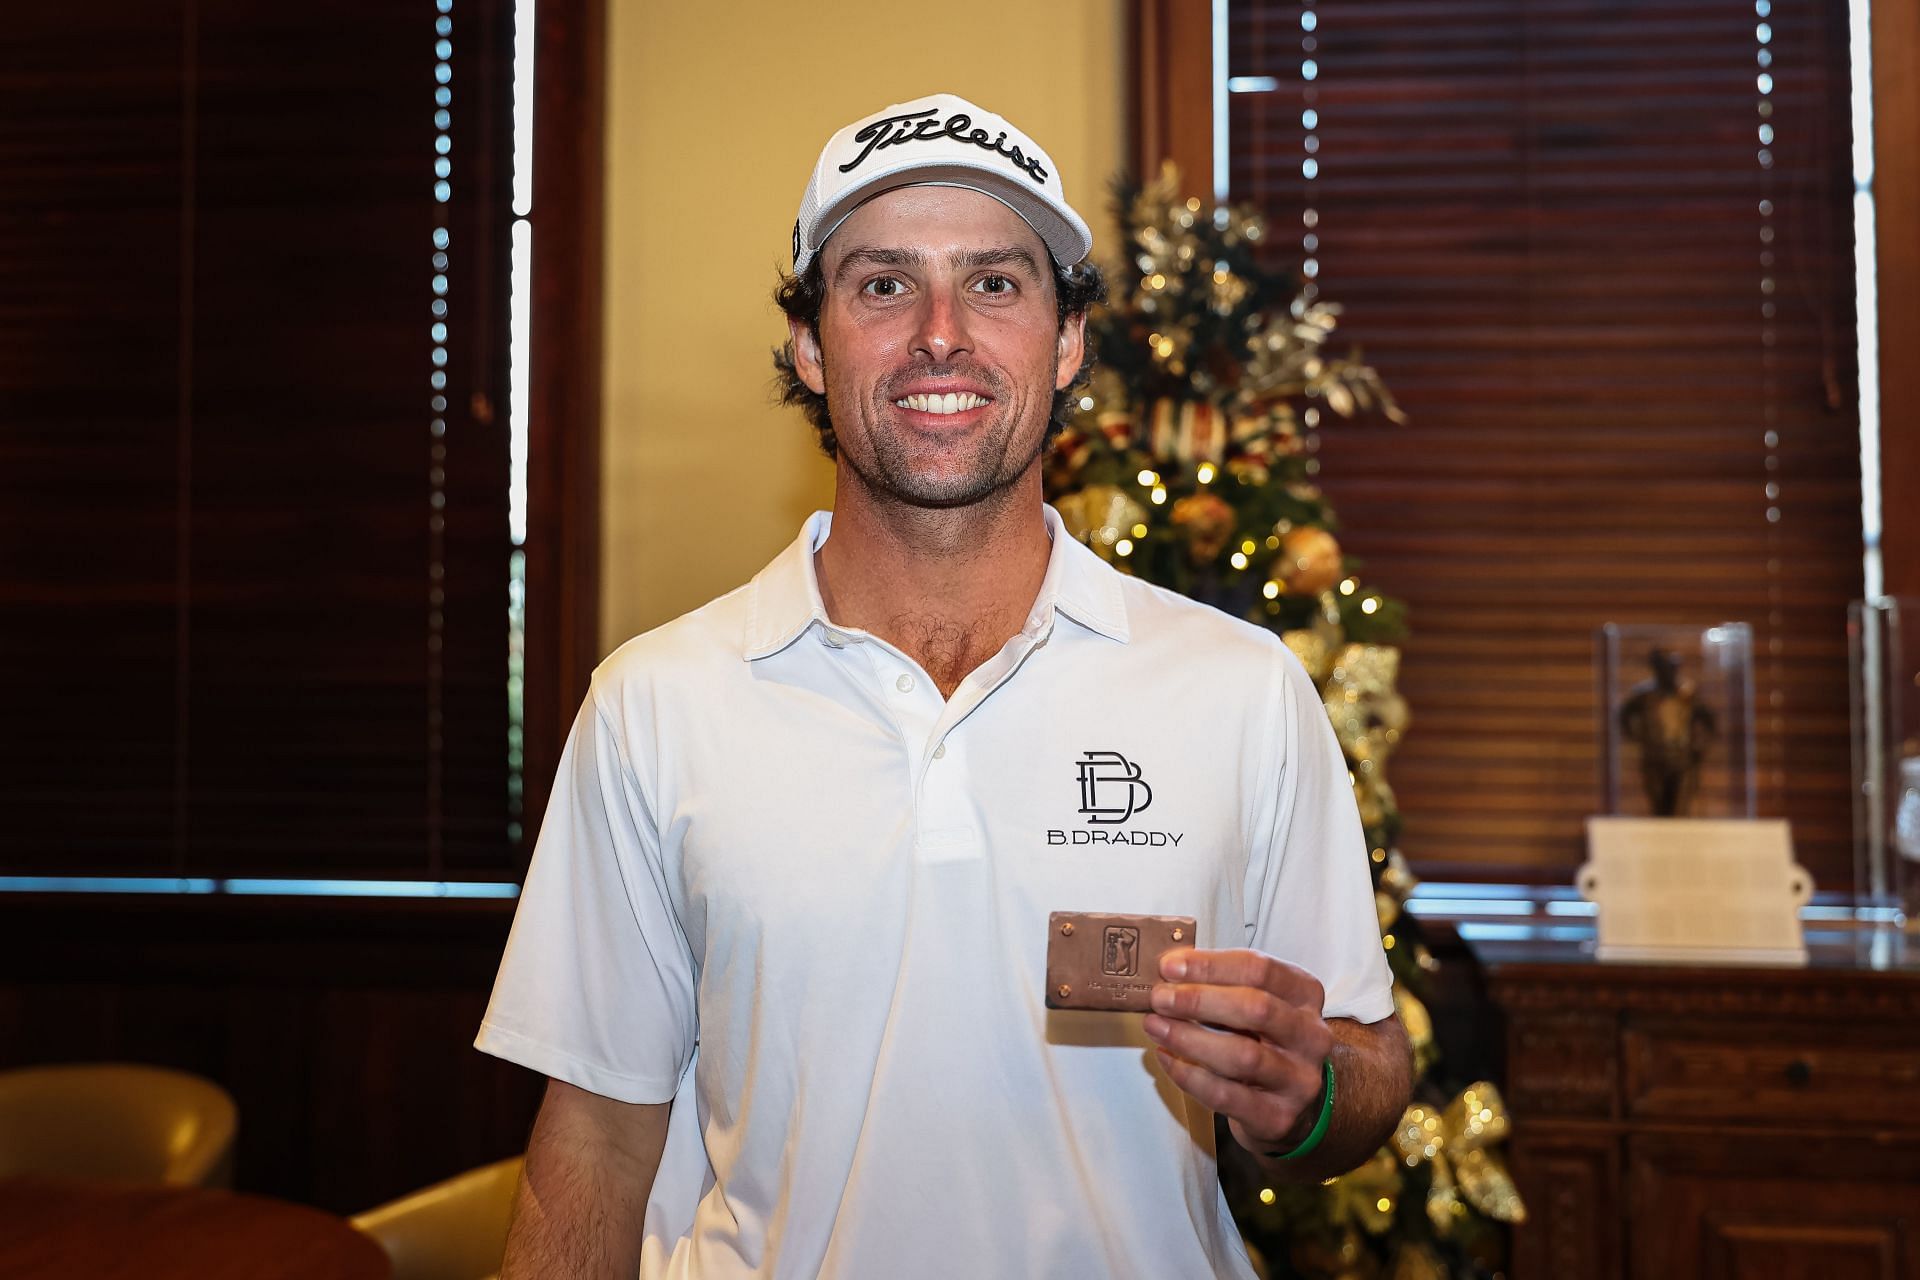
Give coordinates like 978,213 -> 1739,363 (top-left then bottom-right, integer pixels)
1044,911 -> 1197,1012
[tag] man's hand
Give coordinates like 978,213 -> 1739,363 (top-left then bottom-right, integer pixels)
1143,947 -> 1412,1179
1142,947 -> 1333,1154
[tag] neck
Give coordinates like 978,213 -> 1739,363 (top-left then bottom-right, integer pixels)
814,469 -> 1052,696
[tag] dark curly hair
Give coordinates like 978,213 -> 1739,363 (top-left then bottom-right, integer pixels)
771,254 -> 1107,459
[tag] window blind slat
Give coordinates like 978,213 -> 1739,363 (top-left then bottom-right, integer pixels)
0,1 -> 517,879
1228,0 -> 1862,882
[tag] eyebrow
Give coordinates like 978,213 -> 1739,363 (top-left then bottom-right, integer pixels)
831,244 -> 1045,286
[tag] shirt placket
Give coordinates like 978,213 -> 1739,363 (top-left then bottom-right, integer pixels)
841,608 -> 1056,864
932,610 -> 1058,862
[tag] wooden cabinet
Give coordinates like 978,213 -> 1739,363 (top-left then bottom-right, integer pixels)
1630,1133 -> 1920,1279
1474,941 -> 1920,1280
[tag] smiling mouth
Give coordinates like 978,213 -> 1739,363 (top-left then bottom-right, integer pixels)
893,392 -> 992,415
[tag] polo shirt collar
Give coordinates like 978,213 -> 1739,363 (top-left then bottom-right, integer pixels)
742,511 -> 835,660
1037,504 -> 1132,644
742,505 -> 1130,662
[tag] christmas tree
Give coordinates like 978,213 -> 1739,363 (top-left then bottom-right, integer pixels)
1045,167 -> 1525,1280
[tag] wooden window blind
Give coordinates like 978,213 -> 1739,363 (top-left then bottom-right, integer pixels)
1224,0 -> 1863,882
0,1 -> 521,879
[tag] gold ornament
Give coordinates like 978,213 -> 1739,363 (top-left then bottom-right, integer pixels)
1390,1083 -> 1527,1236
1273,526 -> 1343,596
1054,485 -> 1147,556
1170,491 -> 1236,563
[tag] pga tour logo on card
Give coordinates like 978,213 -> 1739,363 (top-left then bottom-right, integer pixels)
1047,751 -> 1185,848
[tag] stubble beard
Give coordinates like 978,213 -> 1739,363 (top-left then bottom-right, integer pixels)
828,361 -> 1048,511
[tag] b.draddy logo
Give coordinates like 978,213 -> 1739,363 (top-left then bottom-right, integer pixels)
1048,751 -> 1186,847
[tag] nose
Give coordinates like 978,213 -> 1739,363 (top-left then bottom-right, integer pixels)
910,285 -> 973,363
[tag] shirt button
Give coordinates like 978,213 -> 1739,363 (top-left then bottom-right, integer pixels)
933,742 -> 947,759
824,630 -> 848,647
895,673 -> 915,693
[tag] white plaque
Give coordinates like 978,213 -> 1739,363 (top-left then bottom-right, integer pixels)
1578,816 -> 1811,965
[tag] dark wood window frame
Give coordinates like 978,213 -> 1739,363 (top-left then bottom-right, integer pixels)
521,0 -> 605,859
1874,0 -> 1920,604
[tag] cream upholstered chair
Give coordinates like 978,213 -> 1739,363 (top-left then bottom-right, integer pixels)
0,1062 -> 238,1187
351,1155 -> 524,1280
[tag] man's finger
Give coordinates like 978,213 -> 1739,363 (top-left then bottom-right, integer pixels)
1142,1011 -> 1323,1097
1148,982 -> 1330,1058
1157,947 -> 1325,1011
1150,1046 -> 1314,1145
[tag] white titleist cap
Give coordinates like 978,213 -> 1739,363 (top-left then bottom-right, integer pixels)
791,92 -> 1093,275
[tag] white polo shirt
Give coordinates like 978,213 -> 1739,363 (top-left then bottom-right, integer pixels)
477,506 -> 1393,1279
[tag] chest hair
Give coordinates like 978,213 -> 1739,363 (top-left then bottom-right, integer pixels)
889,610 -> 1018,699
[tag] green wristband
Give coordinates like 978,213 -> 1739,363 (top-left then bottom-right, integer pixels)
1267,1058 -> 1335,1161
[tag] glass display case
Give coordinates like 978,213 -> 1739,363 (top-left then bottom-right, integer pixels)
1850,597 -> 1920,928
1597,622 -> 1757,820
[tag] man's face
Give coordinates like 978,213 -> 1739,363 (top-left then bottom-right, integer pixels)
790,186 -> 1085,509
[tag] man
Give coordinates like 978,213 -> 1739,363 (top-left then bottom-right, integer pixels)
478,93 -> 1411,1279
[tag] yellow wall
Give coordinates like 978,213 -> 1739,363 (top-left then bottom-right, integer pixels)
599,0 -> 1128,652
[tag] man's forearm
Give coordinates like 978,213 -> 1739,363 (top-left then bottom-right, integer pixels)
501,1080 -> 672,1280
1244,1014 -> 1412,1183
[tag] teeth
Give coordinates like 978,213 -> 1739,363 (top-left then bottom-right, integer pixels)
895,392 -> 990,415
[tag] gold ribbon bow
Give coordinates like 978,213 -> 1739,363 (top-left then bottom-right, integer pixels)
1392,984 -> 1439,1079
1391,1082 -> 1527,1234
1322,1149 -> 1404,1236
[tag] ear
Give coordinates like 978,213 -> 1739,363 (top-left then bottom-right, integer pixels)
789,314 -> 827,396
1054,311 -> 1087,391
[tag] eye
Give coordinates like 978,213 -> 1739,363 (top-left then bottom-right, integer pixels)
862,275 -> 906,298
973,273 -> 1016,295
